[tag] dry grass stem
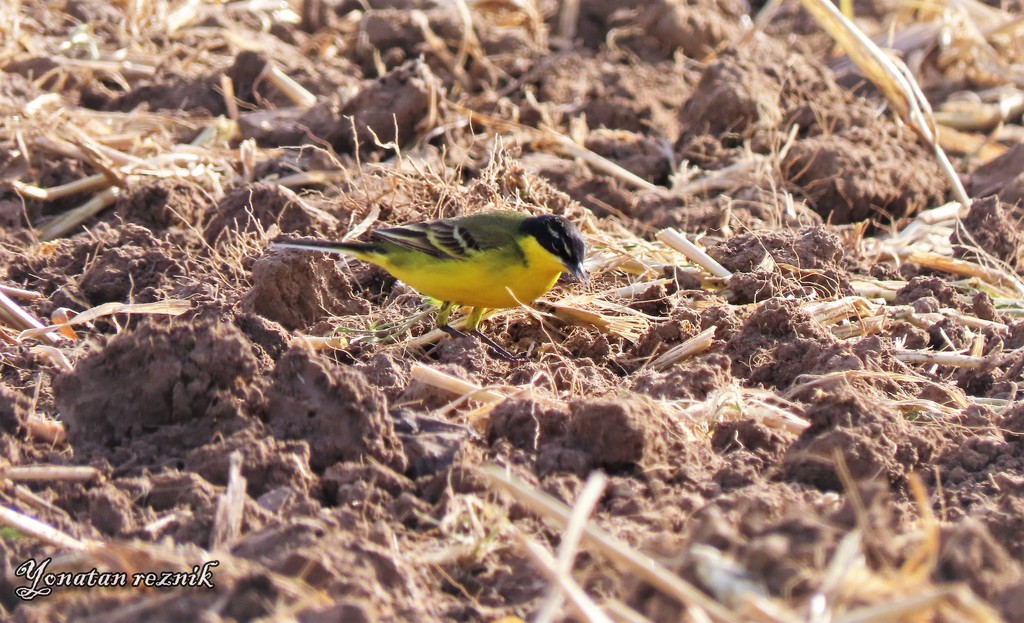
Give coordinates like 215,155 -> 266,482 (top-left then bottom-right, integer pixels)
24,415 -> 67,445
943,309 -> 1007,331
805,297 -> 881,328
656,229 -> 732,279
651,326 -> 717,371
0,290 -> 59,346
211,451 -> 246,550
905,250 -> 1024,296
0,466 -> 99,482
142,512 -> 187,537
165,0 -> 201,32
831,316 -> 886,339
11,482 -> 70,520
610,278 -> 674,300
38,187 -> 121,241
674,388 -> 810,434
935,89 -> 1024,131
674,156 -> 769,196
898,202 -> 963,231
893,349 -> 989,369
516,532 -> 615,623
480,466 -> 743,623
541,130 -> 658,191
411,364 -> 507,405
798,0 -> 970,208
19,299 -> 192,341
276,170 -> 348,188
403,310 -> 494,349
603,600 -> 657,623
262,62 -> 318,108
832,587 -> 1000,623
31,345 -> 74,372
936,126 -> 1006,162
0,284 -> 42,300
543,302 -> 648,342
0,504 -> 91,551
690,546 -> 792,618
220,74 -> 239,121
558,0 -> 581,39
534,471 -> 608,623
11,174 -> 111,201
292,335 -> 350,350
849,280 -> 905,302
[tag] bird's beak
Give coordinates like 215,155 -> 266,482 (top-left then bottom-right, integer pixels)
567,261 -> 588,284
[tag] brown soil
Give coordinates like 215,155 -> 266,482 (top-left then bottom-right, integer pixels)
3,1 -> 1024,622
55,318 -> 259,449
952,195 -> 1024,268
264,346 -> 406,472
969,144 -> 1024,206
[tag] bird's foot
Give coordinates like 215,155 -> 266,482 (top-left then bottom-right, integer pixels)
470,330 -> 526,362
437,325 -> 524,361
439,325 -> 470,340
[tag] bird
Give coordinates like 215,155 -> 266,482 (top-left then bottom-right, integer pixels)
271,210 -> 588,359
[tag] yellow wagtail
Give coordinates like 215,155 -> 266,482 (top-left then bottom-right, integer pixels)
272,210 -> 587,359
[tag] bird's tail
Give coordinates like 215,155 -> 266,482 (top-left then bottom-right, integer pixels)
270,238 -> 386,262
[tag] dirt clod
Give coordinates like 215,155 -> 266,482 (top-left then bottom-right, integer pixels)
265,347 -> 405,472
710,227 -> 851,302
486,398 -> 570,451
895,276 -> 961,309
567,397 -> 666,470
114,179 -> 212,231
55,318 -> 259,448
782,385 -> 940,490
4,223 -> 182,312
783,125 -> 946,223
243,250 -> 371,330
969,143 -> 1024,206
204,182 -> 340,243
0,384 -> 29,434
282,60 -> 443,156
952,195 -> 1023,268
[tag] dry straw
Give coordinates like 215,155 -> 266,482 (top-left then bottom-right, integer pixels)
481,465 -> 742,623
799,0 -> 970,208
483,465 -> 1001,622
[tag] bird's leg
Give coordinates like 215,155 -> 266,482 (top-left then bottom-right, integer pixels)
471,331 -> 523,361
435,304 -> 522,361
465,307 -> 524,362
436,301 -> 454,327
464,306 -> 485,332
436,301 -> 471,340
439,325 -> 470,339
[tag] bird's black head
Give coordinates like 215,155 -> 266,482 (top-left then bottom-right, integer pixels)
520,214 -> 587,281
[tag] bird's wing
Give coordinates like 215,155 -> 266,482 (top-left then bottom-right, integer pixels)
372,214 -> 521,260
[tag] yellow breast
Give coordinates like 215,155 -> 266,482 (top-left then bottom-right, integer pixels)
380,236 -> 566,309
